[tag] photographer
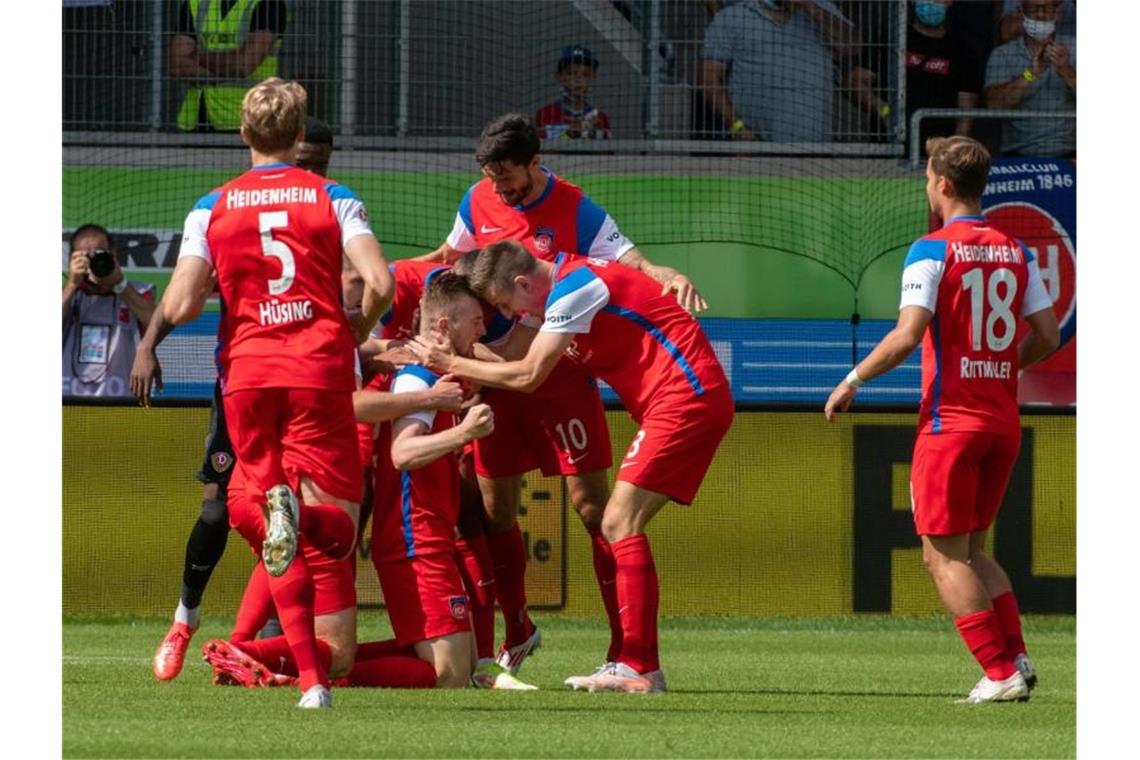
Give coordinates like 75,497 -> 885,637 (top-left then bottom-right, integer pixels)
63,223 -> 155,398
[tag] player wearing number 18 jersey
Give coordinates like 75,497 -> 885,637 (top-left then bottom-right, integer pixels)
825,136 -> 1059,705
161,78 -> 394,708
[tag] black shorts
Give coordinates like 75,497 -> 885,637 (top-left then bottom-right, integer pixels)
195,381 -> 236,489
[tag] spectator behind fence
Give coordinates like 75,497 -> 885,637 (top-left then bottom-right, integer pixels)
997,0 -> 1074,44
849,1 -> 983,149
984,0 -> 1075,157
170,0 -> 288,132
535,45 -> 612,140
700,0 -> 856,142
63,224 -> 156,398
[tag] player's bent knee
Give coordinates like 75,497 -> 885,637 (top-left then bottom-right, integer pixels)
573,502 -> 604,531
434,661 -> 471,689
199,498 -> 228,528
315,610 -> 357,679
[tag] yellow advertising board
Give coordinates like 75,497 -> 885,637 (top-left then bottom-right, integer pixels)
63,407 -> 1074,617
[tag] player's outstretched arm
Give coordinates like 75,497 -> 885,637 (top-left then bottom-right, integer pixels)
162,256 -> 213,327
1018,306 -> 1061,370
618,247 -> 709,313
344,234 -> 395,337
825,306 -> 931,421
390,403 -> 493,471
410,330 -> 570,394
414,241 -> 464,264
354,374 -> 465,424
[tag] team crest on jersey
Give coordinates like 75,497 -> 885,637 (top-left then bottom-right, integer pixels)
211,452 -> 233,474
448,595 -> 469,621
534,226 -> 555,253
118,305 -> 131,324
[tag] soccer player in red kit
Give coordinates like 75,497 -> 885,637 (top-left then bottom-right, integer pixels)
422,114 -> 707,675
160,78 -> 395,708
410,241 -> 734,693
825,136 -> 1060,703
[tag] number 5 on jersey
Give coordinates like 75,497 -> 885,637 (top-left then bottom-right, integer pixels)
260,211 -> 295,295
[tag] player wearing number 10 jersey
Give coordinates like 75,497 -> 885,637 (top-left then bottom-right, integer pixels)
162,78 -> 394,708
825,136 -> 1059,705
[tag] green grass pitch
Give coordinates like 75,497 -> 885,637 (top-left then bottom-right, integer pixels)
63,615 -> 1074,758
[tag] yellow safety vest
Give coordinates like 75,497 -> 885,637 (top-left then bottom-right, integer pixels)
176,0 -> 282,132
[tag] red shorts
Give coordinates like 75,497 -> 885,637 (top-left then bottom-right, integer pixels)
473,361 -> 612,478
375,553 -> 471,646
910,430 -> 1021,536
305,545 -> 356,616
224,387 -> 363,503
616,385 -> 734,505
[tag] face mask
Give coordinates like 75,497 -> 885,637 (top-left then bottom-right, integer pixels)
914,2 -> 947,28
1023,17 -> 1056,40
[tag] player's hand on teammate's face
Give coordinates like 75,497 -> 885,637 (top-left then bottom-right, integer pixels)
461,402 -> 495,439
68,251 -> 90,286
823,381 -> 857,422
429,373 -> 465,412
662,273 -> 709,313
129,347 -> 163,408
409,335 -> 455,373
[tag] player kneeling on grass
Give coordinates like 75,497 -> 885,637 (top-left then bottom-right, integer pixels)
379,272 -> 530,688
824,135 -> 1060,704
409,242 -> 734,693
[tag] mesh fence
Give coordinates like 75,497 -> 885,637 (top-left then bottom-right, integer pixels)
62,1 -> 1076,617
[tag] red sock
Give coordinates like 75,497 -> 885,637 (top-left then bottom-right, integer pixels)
230,563 -> 273,643
991,591 -> 1028,658
589,529 -> 622,663
955,610 -> 1017,680
612,534 -> 660,674
455,536 -> 497,660
263,553 -> 329,690
356,638 -> 415,660
486,523 -> 533,646
340,656 -> 437,688
236,635 -> 331,678
300,503 -> 356,560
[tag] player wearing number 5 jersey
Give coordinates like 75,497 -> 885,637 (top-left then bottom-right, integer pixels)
825,136 -> 1059,704
161,78 -> 395,708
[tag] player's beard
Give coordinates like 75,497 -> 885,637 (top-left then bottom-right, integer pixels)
499,176 -> 534,207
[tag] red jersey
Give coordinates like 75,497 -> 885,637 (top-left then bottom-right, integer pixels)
534,100 -> 612,140
374,365 -> 459,561
899,215 -> 1052,435
541,254 -> 730,422
377,259 -> 516,344
179,163 -> 374,393
445,169 -> 632,263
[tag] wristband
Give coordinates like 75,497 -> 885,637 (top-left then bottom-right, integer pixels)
844,368 -> 864,388
112,279 -> 129,295
1021,68 -> 1036,82
730,119 -> 746,135
877,103 -> 891,119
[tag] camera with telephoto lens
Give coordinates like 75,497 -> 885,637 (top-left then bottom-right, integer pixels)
87,248 -> 117,278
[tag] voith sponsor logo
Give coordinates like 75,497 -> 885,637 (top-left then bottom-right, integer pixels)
226,187 -> 318,209
259,299 -> 314,326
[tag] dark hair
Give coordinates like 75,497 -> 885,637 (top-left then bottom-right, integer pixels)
475,114 -> 540,168
451,250 -> 481,276
69,223 -> 112,251
468,240 -> 537,301
557,45 -> 599,74
302,116 -> 333,147
925,135 -> 991,201
421,271 -> 478,324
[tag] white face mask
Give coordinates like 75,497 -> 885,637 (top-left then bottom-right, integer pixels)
1023,16 -> 1056,40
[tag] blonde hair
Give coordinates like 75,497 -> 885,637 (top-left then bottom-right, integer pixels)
925,135 -> 991,201
241,78 -> 307,154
